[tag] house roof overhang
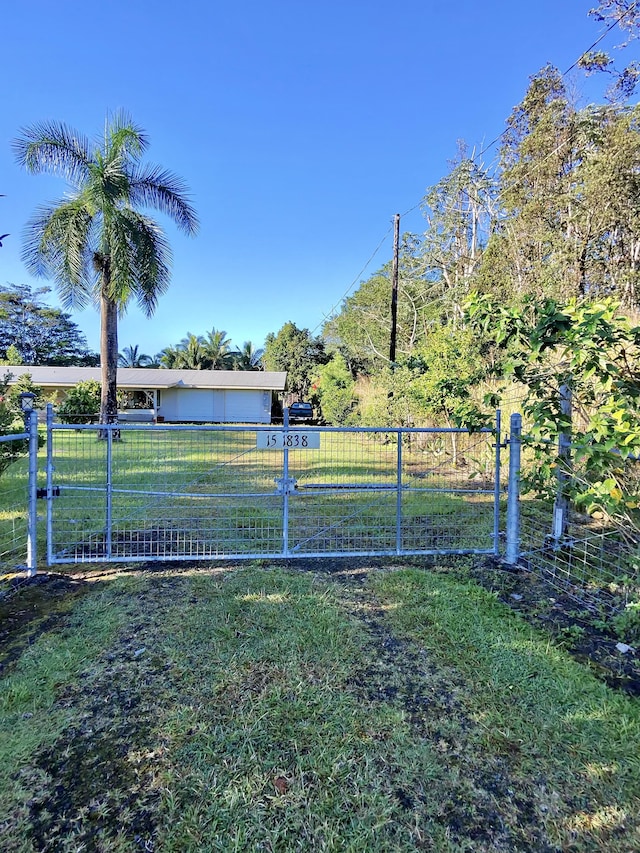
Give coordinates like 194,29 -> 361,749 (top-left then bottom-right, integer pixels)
2,366 -> 287,392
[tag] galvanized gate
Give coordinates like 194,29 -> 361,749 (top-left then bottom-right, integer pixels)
45,410 -> 502,564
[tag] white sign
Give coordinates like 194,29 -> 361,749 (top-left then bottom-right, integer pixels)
257,431 -> 320,450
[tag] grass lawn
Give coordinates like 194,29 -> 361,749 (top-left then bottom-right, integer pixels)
1,558 -> 639,851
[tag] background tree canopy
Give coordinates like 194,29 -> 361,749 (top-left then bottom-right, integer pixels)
0,283 -> 98,366
263,322 -> 327,398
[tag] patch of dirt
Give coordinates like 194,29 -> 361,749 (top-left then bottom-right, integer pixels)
3,555 -> 638,702
1,557 -> 636,851
305,560 -> 559,851
15,574 -> 190,852
279,554 -> 640,696
0,556 -> 640,696
0,573 -> 91,673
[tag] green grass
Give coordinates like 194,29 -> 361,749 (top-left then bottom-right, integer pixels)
1,561 -> 639,851
371,568 -> 640,848
0,454 -> 30,569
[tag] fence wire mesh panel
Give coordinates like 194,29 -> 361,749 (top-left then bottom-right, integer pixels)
46,419 -> 500,564
518,498 -> 639,613
0,432 -> 31,586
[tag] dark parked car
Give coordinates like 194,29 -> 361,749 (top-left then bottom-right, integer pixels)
288,401 -> 313,423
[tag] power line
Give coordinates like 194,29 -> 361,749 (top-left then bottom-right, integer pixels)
474,1 -> 638,163
563,1 -> 638,76
310,223 -> 393,336
407,4 -> 639,229
311,3 -> 638,340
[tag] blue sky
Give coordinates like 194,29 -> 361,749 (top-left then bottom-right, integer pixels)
0,1 -> 633,359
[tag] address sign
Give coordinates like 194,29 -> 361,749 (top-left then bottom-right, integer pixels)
257,431 -> 320,450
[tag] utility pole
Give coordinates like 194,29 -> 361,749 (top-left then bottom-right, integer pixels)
389,213 -> 400,365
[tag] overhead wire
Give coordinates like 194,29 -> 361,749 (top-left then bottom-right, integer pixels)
309,223 -> 393,335
562,0 -> 638,77
473,0 -> 638,164
311,3 -> 639,338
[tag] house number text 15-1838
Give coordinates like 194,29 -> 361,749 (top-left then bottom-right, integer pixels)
256,432 -> 320,450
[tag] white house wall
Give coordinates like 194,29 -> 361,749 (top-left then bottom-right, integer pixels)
224,390 -> 271,423
157,388 -> 271,423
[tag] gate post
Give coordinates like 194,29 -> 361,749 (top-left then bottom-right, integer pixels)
26,409 -> 39,576
493,409 -> 502,555
282,406 -> 290,557
106,424 -> 113,559
552,383 -> 572,547
396,428 -> 403,554
505,413 -> 522,566
46,404 -> 54,565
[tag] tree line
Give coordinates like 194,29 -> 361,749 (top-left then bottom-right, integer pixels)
0,283 -> 265,372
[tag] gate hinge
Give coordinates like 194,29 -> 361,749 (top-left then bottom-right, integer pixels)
274,477 -> 297,495
37,486 -> 60,499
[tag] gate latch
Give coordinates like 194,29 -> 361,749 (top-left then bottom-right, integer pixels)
274,477 -> 297,495
37,486 -> 61,499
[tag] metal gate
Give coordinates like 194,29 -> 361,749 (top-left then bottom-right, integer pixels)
45,409 -> 502,564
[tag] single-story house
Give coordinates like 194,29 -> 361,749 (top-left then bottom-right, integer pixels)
3,366 -> 287,424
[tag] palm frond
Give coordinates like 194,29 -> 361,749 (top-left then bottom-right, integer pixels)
158,345 -> 181,368
104,213 -> 135,312
232,340 -> 265,370
109,209 -> 172,316
103,110 -> 147,163
175,333 -> 207,369
13,121 -> 91,185
118,343 -> 152,367
21,200 -> 94,309
129,164 -> 199,234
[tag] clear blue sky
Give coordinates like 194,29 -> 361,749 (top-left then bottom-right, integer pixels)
0,0 -> 632,358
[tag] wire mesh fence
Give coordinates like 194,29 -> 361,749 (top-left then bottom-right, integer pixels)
0,401 -> 633,620
486,411 -> 639,618
0,431 -> 33,596
486,390 -> 640,617
46,419 -> 501,563
518,476 -> 639,615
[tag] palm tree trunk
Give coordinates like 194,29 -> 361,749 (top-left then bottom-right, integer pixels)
99,278 -> 120,434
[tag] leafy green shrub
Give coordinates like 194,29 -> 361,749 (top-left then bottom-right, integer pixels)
613,601 -> 640,644
311,353 -> 357,425
0,371 -> 30,474
465,294 -> 640,528
57,380 -> 101,424
6,372 -> 46,413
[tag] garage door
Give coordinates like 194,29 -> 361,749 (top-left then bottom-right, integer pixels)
224,390 -> 267,423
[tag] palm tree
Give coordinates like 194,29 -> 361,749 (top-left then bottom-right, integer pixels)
13,112 -> 198,425
118,344 -> 152,368
232,340 -> 265,370
202,327 -> 234,369
157,345 -> 181,369
175,332 -> 207,369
